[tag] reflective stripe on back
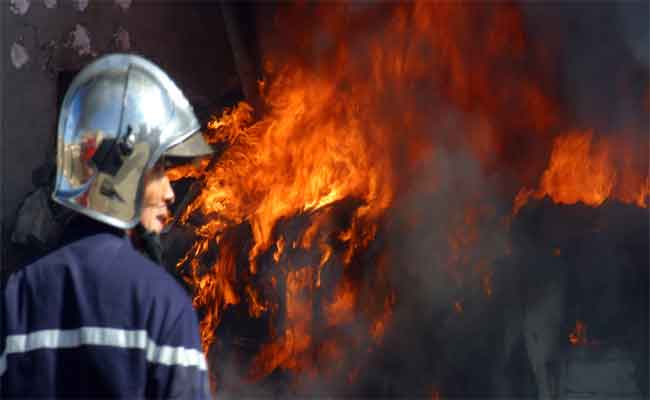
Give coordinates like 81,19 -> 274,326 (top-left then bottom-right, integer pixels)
0,327 -> 207,376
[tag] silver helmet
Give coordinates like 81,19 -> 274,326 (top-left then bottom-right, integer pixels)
53,54 -> 213,229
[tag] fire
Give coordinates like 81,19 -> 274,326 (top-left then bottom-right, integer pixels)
369,290 -> 395,345
165,0 -> 647,395
324,281 -> 357,326
172,23 -> 397,384
540,131 -> 616,206
178,75 -> 394,276
513,130 -> 649,214
171,0 -> 556,389
249,267 -> 316,380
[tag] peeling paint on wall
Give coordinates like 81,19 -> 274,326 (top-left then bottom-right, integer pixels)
10,0 -> 30,15
72,0 -> 88,12
114,27 -> 131,51
67,24 -> 95,56
43,0 -> 56,9
115,0 -> 131,12
11,42 -> 30,69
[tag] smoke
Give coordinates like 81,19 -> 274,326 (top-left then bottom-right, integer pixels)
524,2 -> 649,134
375,146 -> 513,395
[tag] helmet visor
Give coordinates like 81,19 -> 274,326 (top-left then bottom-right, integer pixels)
164,130 -> 214,158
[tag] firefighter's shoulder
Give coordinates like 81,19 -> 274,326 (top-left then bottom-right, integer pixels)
4,231 -> 195,340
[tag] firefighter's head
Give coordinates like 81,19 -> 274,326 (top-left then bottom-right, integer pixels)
53,54 -> 212,232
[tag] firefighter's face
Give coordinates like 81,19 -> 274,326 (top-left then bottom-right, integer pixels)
141,160 -> 175,234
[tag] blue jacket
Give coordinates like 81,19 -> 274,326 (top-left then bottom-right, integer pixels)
1,224 -> 210,398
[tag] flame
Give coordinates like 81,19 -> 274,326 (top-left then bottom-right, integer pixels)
177,75 -> 394,276
569,320 -> 588,346
249,267 -> 316,380
514,130 -> 649,214
166,0 -> 647,394
324,281 -> 357,326
185,239 -> 241,353
175,54 -> 396,384
369,290 -> 395,345
541,131 -> 616,206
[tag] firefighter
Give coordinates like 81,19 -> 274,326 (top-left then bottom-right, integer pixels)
1,54 -> 212,398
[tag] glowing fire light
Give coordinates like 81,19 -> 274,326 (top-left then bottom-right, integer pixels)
569,320 -> 588,346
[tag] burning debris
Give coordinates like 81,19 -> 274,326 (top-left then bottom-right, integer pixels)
164,1 -> 648,397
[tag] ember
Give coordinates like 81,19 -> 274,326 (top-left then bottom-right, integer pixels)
569,320 -> 588,346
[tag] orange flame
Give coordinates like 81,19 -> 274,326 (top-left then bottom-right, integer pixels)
249,267 -> 316,380
514,130 -> 649,214
175,56 -> 397,383
541,131 -> 616,206
569,320 -> 588,346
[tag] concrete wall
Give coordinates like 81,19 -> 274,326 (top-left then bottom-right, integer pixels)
1,0 -> 238,272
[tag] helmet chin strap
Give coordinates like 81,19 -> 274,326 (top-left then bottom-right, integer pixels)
133,223 -> 163,265
160,181 -> 202,234
132,221 -> 191,293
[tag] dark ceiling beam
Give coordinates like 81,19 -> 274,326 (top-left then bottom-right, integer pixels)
219,1 -> 263,118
